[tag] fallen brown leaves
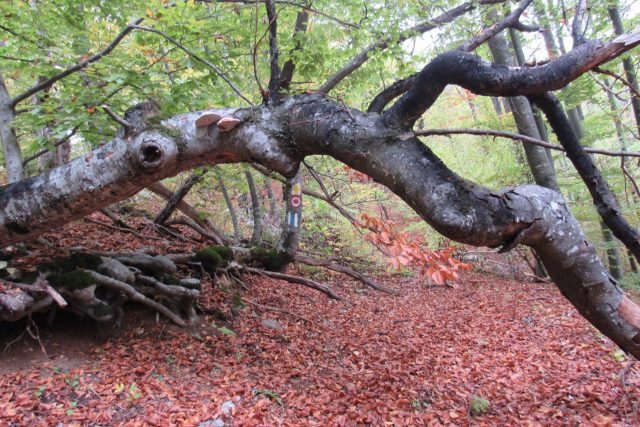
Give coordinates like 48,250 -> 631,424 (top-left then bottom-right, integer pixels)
1,217 -> 639,425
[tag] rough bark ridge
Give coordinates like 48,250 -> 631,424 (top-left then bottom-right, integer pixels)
2,35 -> 640,357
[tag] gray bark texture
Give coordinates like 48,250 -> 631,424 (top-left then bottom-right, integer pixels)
1,33 -> 640,358
608,5 -> 640,136
220,177 -> 241,242
488,31 -> 559,191
244,170 -> 263,244
0,73 -> 23,182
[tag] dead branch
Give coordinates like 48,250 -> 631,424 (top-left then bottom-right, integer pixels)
0,275 -> 67,308
136,274 -> 200,299
84,217 -> 167,241
155,171 -> 206,225
296,256 -> 399,295
245,267 -> 344,300
416,128 -> 640,158
147,182 -> 225,244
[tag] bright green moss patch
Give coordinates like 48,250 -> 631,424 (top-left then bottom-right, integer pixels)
195,247 -> 224,272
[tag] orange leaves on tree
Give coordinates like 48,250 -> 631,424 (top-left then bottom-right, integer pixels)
342,166 -> 372,183
356,213 -> 471,285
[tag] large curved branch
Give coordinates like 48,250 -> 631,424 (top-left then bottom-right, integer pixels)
367,0 -> 534,113
2,95 -> 640,358
383,33 -> 640,128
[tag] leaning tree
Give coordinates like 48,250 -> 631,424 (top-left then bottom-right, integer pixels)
2,0 -> 640,357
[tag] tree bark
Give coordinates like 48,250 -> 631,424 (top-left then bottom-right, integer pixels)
244,170 -> 263,244
488,31 -> 559,191
0,73 -> 23,182
608,4 -> 640,136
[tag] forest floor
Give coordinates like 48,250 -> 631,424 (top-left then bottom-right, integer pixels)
1,215 -> 639,426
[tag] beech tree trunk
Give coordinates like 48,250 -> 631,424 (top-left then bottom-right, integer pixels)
220,177 -> 241,242
0,73 -> 23,183
608,4 -> 640,135
488,31 -> 559,191
244,170 -> 263,244
2,35 -> 640,358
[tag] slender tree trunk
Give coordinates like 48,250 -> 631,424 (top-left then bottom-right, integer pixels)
263,176 -> 279,227
277,169 -> 302,261
601,220 -> 624,280
0,73 -> 23,182
491,97 -> 503,116
244,170 -> 263,244
608,4 -> 640,136
535,0 -> 585,143
220,177 -> 241,242
508,28 -> 558,173
628,249 -> 639,273
488,32 -> 559,191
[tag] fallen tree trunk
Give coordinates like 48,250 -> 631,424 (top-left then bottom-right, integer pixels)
1,34 -> 640,357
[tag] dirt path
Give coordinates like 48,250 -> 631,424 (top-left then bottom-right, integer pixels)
1,268 -> 638,426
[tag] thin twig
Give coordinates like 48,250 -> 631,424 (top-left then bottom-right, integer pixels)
594,67 -> 640,100
416,128 -> 640,158
83,217 -> 167,241
101,105 -> 131,129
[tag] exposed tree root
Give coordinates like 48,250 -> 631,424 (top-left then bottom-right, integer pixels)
84,270 -> 187,327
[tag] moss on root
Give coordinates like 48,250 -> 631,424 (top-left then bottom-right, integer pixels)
249,247 -> 291,272
54,270 -> 96,290
194,247 -> 224,272
39,253 -> 102,274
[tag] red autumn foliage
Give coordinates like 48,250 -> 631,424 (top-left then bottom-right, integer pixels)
342,165 -> 372,183
1,214 -> 640,425
355,213 -> 472,285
